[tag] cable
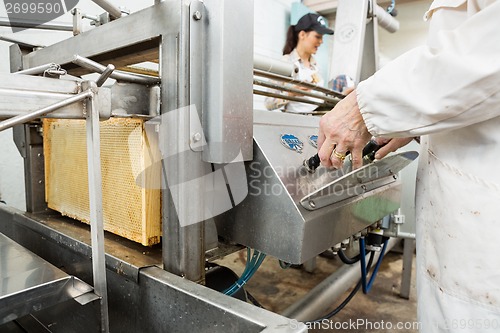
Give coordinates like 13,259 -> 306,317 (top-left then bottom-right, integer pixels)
305,251 -> 375,324
337,248 -> 361,265
246,291 -> 265,309
359,237 -> 389,294
279,260 -> 292,269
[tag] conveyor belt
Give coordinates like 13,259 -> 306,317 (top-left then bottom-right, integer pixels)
0,232 -> 95,325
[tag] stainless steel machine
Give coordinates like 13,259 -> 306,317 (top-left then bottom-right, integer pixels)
0,1 -> 415,332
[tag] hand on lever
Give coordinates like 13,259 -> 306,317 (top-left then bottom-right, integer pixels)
372,137 -> 415,160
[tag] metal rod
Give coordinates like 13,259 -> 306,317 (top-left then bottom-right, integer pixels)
254,78 -> 340,105
253,89 -> 334,108
282,238 -> 399,321
254,69 -> 345,99
0,17 -> 73,31
0,90 -> 92,132
253,54 -> 297,77
13,63 -> 56,76
95,64 -> 115,87
375,5 -> 399,33
72,55 -> 160,85
91,0 -> 123,19
0,35 -> 44,48
84,84 -> 110,333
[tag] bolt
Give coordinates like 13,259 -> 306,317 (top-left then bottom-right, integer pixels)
193,11 -> 202,20
192,132 -> 202,142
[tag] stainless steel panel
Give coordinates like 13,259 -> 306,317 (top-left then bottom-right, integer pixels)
23,2 -> 173,68
202,0 -> 254,163
215,111 -> 416,264
0,233 -> 93,325
160,0 -> 206,282
0,74 -> 113,121
329,0 -> 370,84
110,83 -> 158,116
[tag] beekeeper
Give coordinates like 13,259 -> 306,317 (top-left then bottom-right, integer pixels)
317,1 -> 500,332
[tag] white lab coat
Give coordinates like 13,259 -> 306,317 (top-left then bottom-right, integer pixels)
356,1 -> 500,332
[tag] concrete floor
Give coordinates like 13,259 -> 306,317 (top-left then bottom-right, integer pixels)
215,242 -> 418,332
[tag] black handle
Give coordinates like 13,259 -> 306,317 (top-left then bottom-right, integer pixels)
303,139 -> 384,173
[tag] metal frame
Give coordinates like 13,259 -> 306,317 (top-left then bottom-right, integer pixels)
0,77 -> 111,331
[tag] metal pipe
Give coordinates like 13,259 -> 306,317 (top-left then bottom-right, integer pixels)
253,89 -> 333,108
84,83 -> 110,333
253,54 -> 297,77
375,5 -> 399,33
91,0 -> 122,19
0,17 -> 73,31
0,90 -> 92,132
95,64 -> 115,87
72,55 -> 160,85
254,69 -> 345,99
13,63 -> 56,76
282,237 -> 399,321
254,78 -> 340,105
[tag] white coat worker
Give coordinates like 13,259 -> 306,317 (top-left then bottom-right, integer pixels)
317,1 -> 500,332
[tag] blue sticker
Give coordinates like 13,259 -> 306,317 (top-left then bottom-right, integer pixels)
280,134 -> 303,153
308,135 -> 318,148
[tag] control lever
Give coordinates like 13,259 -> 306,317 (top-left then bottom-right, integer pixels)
303,139 -> 384,173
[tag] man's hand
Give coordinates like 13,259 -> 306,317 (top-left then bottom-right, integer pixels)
317,91 -> 371,169
373,137 -> 415,159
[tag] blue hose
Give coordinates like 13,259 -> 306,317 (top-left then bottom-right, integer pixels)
223,248 -> 266,296
359,237 -> 389,294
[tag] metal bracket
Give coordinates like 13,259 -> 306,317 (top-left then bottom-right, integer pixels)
394,214 -> 405,224
189,0 -> 205,152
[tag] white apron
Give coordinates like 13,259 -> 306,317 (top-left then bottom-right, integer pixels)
356,1 -> 500,332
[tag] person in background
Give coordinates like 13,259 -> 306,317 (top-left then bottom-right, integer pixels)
317,1 -> 500,332
265,13 -> 333,114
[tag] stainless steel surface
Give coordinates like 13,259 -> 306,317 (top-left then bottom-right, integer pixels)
0,232 -> 93,325
215,110 -> 417,264
0,90 -> 92,132
330,0 -> 371,84
282,238 -> 399,321
1,73 -> 80,94
110,83 -> 159,116
22,3 -> 168,69
91,0 -> 123,19
0,73 -> 87,121
0,17 -> 73,31
83,82 -> 110,333
0,206 -> 306,333
13,124 -> 47,213
161,0 -> 206,282
253,54 -> 296,77
72,55 -> 160,85
300,152 -> 418,211
202,0 -> 254,163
